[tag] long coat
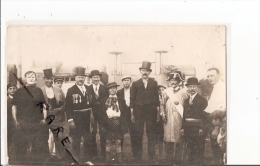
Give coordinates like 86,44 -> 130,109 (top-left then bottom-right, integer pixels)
182,93 -> 208,137
99,97 -> 128,139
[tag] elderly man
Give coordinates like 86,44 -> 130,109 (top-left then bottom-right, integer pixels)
130,61 -> 160,164
65,67 -> 94,165
41,69 -> 72,164
117,75 -> 138,161
160,71 -> 188,165
181,77 -> 208,165
204,67 -> 226,165
89,70 -> 108,161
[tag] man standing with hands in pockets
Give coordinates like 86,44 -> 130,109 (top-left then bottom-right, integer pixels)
130,61 -> 160,164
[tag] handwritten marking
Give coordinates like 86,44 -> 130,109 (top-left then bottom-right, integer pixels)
52,127 -> 64,137
46,115 -> 55,125
13,73 -> 33,97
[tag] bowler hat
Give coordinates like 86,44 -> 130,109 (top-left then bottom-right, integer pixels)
74,67 -> 86,76
185,77 -> 200,86
43,69 -> 54,78
54,76 -> 64,82
139,61 -> 152,72
89,70 -> 102,78
121,75 -> 131,81
107,82 -> 120,89
166,71 -> 185,81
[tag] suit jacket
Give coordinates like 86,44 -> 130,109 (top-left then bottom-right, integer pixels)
65,84 -> 93,128
41,86 -> 65,122
182,93 -> 208,137
130,78 -> 160,108
89,84 -> 108,111
117,88 -> 131,120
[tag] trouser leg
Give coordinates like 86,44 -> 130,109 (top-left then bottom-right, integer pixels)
115,139 -> 122,163
165,142 -> 174,164
106,139 -> 113,162
99,126 -> 107,158
13,128 -> 28,163
135,117 -> 144,161
146,119 -> 156,160
129,121 -> 138,160
70,128 -> 81,162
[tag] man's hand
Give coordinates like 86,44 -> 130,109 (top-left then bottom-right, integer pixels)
180,129 -> 184,136
69,120 -> 76,129
162,114 -> 167,123
14,120 -> 20,129
156,113 -> 160,123
199,129 -> 204,136
131,114 -> 135,124
40,119 -> 46,125
212,126 -> 220,139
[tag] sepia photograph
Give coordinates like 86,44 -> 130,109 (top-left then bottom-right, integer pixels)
4,25 -> 226,165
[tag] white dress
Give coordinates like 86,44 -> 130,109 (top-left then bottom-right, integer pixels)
161,87 -> 188,143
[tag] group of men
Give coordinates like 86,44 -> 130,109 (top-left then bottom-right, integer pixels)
7,61 -> 226,165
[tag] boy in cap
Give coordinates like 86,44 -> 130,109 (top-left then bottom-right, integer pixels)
209,110 -> 226,165
7,83 -> 17,162
54,76 -> 64,89
130,61 -> 160,164
181,77 -> 208,165
99,82 -> 128,164
117,75 -> 138,161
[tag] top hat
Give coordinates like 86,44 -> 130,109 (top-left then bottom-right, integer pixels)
74,67 -> 86,76
121,75 -> 131,81
166,71 -> 185,81
43,68 -> 54,78
139,61 -> 152,72
185,77 -> 200,86
54,76 -> 64,82
89,70 -> 102,78
107,82 -> 120,89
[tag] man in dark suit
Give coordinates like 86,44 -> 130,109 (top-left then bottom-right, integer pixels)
65,67 -> 94,165
88,70 -> 108,161
181,77 -> 208,165
117,75 -> 138,161
130,61 -> 160,164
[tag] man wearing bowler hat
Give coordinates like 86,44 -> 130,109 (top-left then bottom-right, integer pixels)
180,77 -> 208,165
88,70 -> 108,161
130,61 -> 160,164
65,67 -> 94,165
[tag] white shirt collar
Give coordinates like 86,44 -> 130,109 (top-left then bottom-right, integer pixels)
93,83 -> 100,89
190,93 -> 197,99
109,94 -> 117,98
9,95 -> 13,99
76,84 -> 86,91
173,86 -> 180,91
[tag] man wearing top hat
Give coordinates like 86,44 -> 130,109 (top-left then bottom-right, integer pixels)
117,75 -> 138,160
41,69 -> 70,163
65,67 -> 94,164
88,70 -> 108,161
130,61 -> 160,163
180,77 -> 208,165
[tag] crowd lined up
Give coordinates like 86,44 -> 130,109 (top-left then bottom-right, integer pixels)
7,61 -> 226,165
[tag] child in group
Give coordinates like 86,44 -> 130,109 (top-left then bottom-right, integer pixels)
209,110 -> 227,165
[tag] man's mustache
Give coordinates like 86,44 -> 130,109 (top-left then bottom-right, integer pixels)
143,74 -> 148,76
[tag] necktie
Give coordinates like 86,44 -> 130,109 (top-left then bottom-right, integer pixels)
81,87 -> 85,96
189,96 -> 193,105
95,86 -> 99,99
144,81 -> 147,89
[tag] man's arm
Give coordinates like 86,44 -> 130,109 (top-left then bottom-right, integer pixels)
65,88 -> 73,122
130,82 -> 136,123
12,105 -> 20,128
